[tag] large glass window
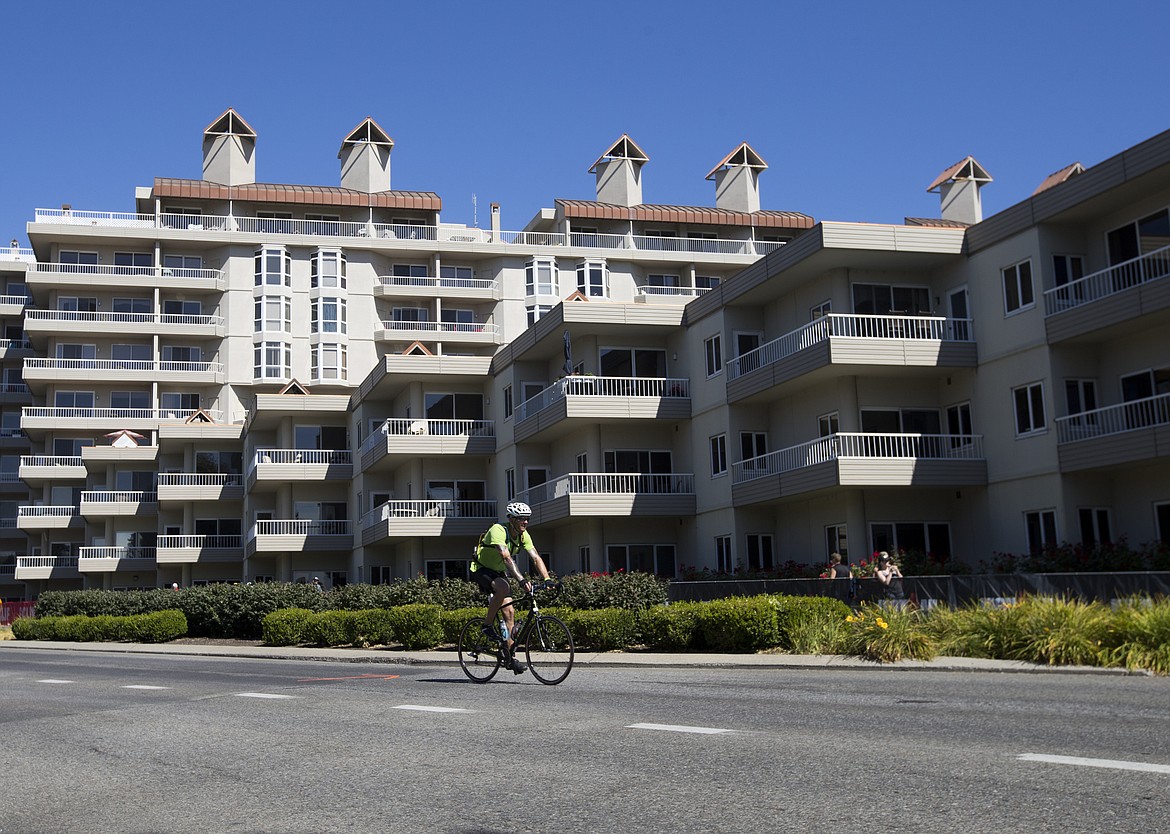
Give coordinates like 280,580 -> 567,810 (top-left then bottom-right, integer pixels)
1002,260 -> 1035,314
312,297 -> 347,334
58,251 -> 98,272
704,335 -> 722,378
254,341 -> 291,379
255,297 -> 292,332
424,392 -> 484,423
1107,208 -> 1170,266
113,252 -> 152,273
870,522 -> 952,559
311,250 -> 346,289
1024,510 -> 1057,554
603,450 -> 672,473
852,284 -> 930,315
709,434 -> 727,477
577,260 -> 608,298
254,246 -> 291,287
598,347 -> 667,377
312,344 -> 347,381
606,544 -> 676,578
1013,382 -> 1046,436
525,258 -> 557,296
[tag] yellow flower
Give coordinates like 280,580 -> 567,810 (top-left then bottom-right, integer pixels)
846,615 -> 856,623
877,618 -> 889,629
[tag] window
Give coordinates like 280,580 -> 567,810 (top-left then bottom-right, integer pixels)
1078,508 -> 1112,547
53,437 -> 93,456
57,343 -> 96,360
505,468 -> 515,501
647,273 -> 680,288
715,536 -> 733,573
110,391 -> 150,409
579,546 -> 590,574
163,299 -> 202,316
709,434 -> 727,477
1052,254 -> 1084,287
525,258 -> 557,295
946,402 -> 974,449
1064,380 -> 1097,415
255,297 -> 292,332
740,432 -> 767,462
54,391 -> 94,408
311,250 -> 346,289
503,385 -> 513,419
745,534 -> 774,571
163,346 -> 200,364
1107,209 -> 1170,274
810,299 -> 832,320
577,260 -> 608,298
870,522 -> 952,559
599,347 -> 666,377
161,392 -> 199,412
392,306 -> 428,323
440,265 -> 473,285
255,211 -> 293,234
194,450 -> 242,475
735,332 -> 761,359
526,305 -> 553,326
852,284 -> 930,315
426,480 -> 485,516
59,251 -> 98,272
254,246 -> 291,287
393,263 -> 430,280
606,544 -> 676,578
705,334 -> 722,378
1002,260 -> 1035,314
425,392 -> 484,422
254,341 -> 291,379
312,343 -> 347,381
1024,510 -> 1057,554
695,275 -> 721,290
115,470 -> 156,492
58,296 -> 97,312
305,214 -> 341,236
370,566 -> 394,585
295,425 -> 347,450
425,560 -> 470,581
112,344 -> 150,362
1120,368 -> 1170,402
604,450 -> 672,474
826,524 -> 848,560
113,252 -> 152,273
1157,502 -> 1170,545
818,412 -> 840,437
440,308 -> 475,327
163,254 -> 202,276
1013,382 -> 1047,436
312,296 -> 347,334
112,298 -> 151,316
860,408 -> 941,434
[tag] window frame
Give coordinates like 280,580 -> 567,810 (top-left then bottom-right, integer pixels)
1013,381 -> 1047,437
704,334 -> 723,378
709,434 -> 727,477
1001,259 -> 1035,315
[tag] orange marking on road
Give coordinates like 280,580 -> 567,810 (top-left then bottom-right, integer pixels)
297,673 -> 401,682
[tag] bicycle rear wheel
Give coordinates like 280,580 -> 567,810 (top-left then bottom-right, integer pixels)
523,614 -> 574,685
458,617 -> 501,683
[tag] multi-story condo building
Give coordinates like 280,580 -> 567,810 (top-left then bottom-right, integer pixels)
2,111 -> 1167,601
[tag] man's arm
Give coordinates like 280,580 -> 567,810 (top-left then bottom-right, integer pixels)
527,548 -> 550,581
497,545 -> 526,584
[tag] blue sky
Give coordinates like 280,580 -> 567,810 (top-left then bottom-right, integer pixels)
3,1 -> 1169,246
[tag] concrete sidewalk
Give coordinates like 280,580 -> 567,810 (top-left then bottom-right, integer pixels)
0,638 -> 1138,675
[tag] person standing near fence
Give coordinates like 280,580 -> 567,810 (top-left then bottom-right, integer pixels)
875,551 -> 906,606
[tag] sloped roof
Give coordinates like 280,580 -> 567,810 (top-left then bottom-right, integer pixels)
556,199 -> 814,229
706,142 -> 768,180
204,108 -> 256,138
339,117 -> 394,157
927,156 -> 993,192
154,178 -> 441,211
904,217 -> 971,228
589,134 -> 650,173
1032,161 -> 1086,196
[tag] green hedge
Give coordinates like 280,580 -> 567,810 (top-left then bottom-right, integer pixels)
695,597 -> 781,652
261,604 -> 444,650
12,610 -> 187,643
638,602 -> 705,651
560,608 -> 637,651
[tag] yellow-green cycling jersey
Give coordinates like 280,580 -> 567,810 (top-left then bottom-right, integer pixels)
472,522 -> 533,573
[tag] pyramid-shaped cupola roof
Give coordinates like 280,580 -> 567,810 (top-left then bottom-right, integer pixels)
589,134 -> 650,173
589,134 -> 649,207
927,155 -> 993,224
338,117 -> 394,192
926,156 -> 992,193
705,141 -> 768,180
204,108 -> 257,139
202,108 -> 257,186
707,141 -> 768,213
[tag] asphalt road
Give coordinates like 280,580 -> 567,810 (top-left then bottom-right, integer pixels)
1,648 -> 1167,834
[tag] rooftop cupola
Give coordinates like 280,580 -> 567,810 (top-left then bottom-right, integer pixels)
707,142 -> 767,213
589,134 -> 649,207
927,156 -> 992,224
201,108 -> 256,186
339,117 -> 394,193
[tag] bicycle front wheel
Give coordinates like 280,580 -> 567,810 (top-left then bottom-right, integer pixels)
458,617 -> 501,683
523,614 -> 574,685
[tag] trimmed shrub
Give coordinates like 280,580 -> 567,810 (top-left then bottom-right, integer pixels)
11,616 -> 44,640
442,607 -> 488,645
557,572 -> 668,611
353,609 -> 396,647
385,604 -> 444,650
771,595 -> 851,650
562,608 -> 637,651
695,596 -> 781,652
305,610 -> 361,647
11,610 -> 186,643
638,602 -> 704,651
262,608 -> 315,646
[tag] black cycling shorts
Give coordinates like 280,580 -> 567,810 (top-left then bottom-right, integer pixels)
472,565 -> 505,595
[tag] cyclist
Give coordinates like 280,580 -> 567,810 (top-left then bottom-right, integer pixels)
471,501 -> 550,674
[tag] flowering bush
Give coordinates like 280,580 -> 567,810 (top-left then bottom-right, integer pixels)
982,538 -> 1168,573
679,560 -> 822,581
843,603 -> 935,662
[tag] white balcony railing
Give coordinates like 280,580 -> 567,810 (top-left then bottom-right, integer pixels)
0,294 -> 31,306
251,519 -> 352,537
634,285 -> 711,300
79,546 -> 157,560
156,473 -> 243,487
157,534 -> 243,549
0,339 -> 31,350
519,472 -> 695,506
363,499 -> 498,528
375,275 -> 497,292
1044,244 -> 1170,316
1055,393 -> 1170,444
1,384 -> 31,396
25,358 -> 222,373
20,455 -> 83,467
732,433 -> 985,483
17,555 -> 78,569
515,376 -> 690,421
253,449 -> 352,465
727,314 -> 974,380
378,321 -> 500,336
21,407 -> 222,421
17,505 -> 76,518
81,491 -> 158,503
25,310 -> 223,327
29,261 -> 223,282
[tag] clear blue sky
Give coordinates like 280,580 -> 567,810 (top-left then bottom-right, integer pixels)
3,1 -> 1169,245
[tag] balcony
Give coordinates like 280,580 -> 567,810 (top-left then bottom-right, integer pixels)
156,473 -> 244,502
374,275 -> 497,300
23,358 -> 224,387
15,554 -> 79,580
726,313 -> 977,403
373,320 -> 501,345
633,285 -> 711,304
0,339 -> 33,359
17,505 -> 82,530
247,519 -> 353,554
0,294 -> 31,316
80,490 -> 158,517
248,449 -> 353,490
156,534 -> 244,564
731,433 -> 987,505
0,383 -> 32,405
24,309 -> 224,339
78,546 -> 157,573
359,500 -> 497,545
26,260 -> 225,293
1043,245 -> 1170,342
22,407 -> 221,434
0,472 -> 24,493
515,376 -> 691,443
361,419 -> 495,470
518,472 -> 695,526
1055,393 -> 1170,472
19,455 -> 86,482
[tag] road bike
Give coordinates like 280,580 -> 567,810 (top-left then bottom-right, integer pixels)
457,579 -> 575,685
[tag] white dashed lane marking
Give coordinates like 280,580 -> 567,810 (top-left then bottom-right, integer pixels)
122,685 -> 170,690
234,692 -> 297,700
394,705 -> 471,713
627,723 -> 734,735
37,679 -> 74,684
1018,754 -> 1170,775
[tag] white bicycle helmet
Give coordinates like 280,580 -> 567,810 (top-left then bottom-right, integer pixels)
505,501 -> 532,519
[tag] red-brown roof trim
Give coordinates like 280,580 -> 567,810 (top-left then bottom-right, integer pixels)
556,199 -> 813,229
154,178 -> 441,211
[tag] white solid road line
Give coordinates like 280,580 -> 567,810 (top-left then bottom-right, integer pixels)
122,685 -> 170,690
627,722 -> 734,735
37,679 -> 74,684
394,704 -> 471,713
234,692 -> 297,700
1018,754 -> 1170,775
